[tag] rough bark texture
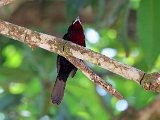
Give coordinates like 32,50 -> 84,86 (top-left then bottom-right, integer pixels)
0,19 -> 160,94
0,19 -> 122,99
64,41 -> 145,83
1,0 -> 160,119
65,56 -> 123,99
141,72 -> 160,92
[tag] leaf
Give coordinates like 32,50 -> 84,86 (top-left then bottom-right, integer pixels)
118,1 -> 130,57
137,0 -> 160,68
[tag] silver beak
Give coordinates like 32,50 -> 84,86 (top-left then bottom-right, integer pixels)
73,16 -> 81,24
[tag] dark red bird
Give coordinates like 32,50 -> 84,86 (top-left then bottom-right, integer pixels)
51,17 -> 85,105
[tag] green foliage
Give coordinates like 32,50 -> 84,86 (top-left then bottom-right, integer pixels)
137,0 -> 160,68
0,0 -> 159,119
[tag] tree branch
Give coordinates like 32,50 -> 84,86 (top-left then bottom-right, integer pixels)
0,19 -> 159,94
0,19 -> 122,99
64,41 -> 144,83
65,56 -> 123,99
0,0 -> 14,6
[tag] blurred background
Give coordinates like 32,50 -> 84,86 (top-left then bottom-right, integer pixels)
0,0 -> 160,120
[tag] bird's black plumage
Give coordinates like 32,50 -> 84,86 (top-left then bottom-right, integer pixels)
51,17 -> 85,105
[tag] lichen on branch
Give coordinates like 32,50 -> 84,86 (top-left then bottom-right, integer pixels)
65,55 -> 123,99
0,19 -> 160,94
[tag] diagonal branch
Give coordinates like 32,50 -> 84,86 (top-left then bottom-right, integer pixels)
0,19 -> 123,99
64,41 -> 144,83
65,56 -> 123,99
0,19 -> 159,93
0,0 -> 14,6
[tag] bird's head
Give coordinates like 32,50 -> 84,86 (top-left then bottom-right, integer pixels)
68,16 -> 84,32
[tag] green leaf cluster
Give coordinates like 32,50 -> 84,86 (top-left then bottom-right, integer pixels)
0,0 -> 159,119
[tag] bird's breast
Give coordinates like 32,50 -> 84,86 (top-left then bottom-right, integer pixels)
70,32 -> 85,46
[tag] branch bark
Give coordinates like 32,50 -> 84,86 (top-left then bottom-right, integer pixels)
65,56 -> 123,99
0,19 -> 122,99
0,19 -> 159,95
0,0 -> 14,6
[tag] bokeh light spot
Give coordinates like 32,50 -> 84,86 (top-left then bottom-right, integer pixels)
9,82 -> 26,94
40,115 -> 50,120
101,48 -> 117,58
116,99 -> 128,111
131,49 -> 140,57
0,113 -> 5,120
20,110 -> 31,117
0,87 -> 4,94
85,28 -> 100,44
96,85 -> 107,96
2,45 -> 23,68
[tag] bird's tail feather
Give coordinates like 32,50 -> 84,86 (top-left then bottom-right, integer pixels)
51,78 -> 66,105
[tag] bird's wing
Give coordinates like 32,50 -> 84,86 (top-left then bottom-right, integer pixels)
57,55 -> 60,73
63,33 -> 70,41
69,68 -> 77,78
57,33 -> 70,73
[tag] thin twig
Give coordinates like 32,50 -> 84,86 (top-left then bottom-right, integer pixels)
65,56 -> 123,99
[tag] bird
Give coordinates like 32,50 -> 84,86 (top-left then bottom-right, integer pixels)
51,16 -> 86,105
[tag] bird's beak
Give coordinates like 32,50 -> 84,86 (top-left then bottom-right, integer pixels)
73,16 -> 81,25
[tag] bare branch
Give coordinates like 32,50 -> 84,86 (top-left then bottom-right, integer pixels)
65,56 -> 123,99
0,0 -> 14,6
141,72 -> 160,92
64,42 -> 145,83
0,19 -> 122,99
0,19 -> 159,93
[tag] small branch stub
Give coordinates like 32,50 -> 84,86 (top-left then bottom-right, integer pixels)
141,72 -> 160,92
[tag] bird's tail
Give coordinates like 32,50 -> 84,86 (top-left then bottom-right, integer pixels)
51,77 -> 66,105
